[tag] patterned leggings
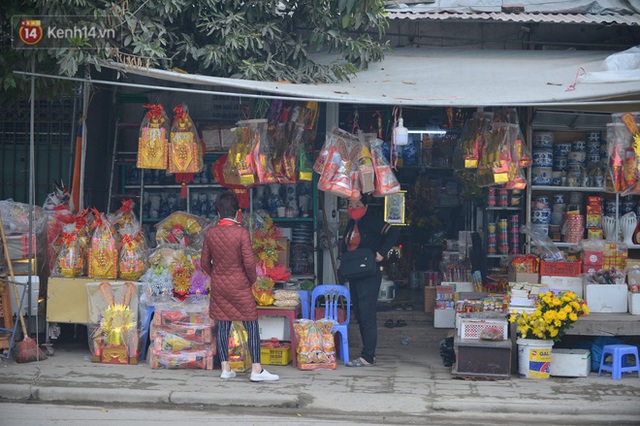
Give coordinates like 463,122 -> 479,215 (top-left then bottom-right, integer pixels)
216,320 -> 261,364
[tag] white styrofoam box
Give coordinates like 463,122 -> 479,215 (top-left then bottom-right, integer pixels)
10,275 -> 40,317
277,227 -> 292,240
434,308 -> 456,329
629,292 -> 640,315
585,284 -> 628,313
540,276 -> 584,298
550,349 -> 591,377
258,316 -> 291,341
441,281 -> 474,293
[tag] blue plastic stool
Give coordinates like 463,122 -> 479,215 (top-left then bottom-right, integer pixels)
598,344 -> 640,380
139,305 -> 155,362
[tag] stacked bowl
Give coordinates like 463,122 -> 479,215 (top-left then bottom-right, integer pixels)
552,141 -> 570,186
532,132 -> 554,185
531,195 -> 551,235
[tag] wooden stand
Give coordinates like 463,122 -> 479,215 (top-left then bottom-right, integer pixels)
0,278 -> 15,351
452,337 -> 512,380
257,305 -> 302,368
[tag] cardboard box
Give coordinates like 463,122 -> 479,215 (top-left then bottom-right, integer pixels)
584,263 -> 603,276
424,286 -> 436,313
550,349 -> 591,377
434,308 -> 456,328
583,250 -> 603,265
441,281 -> 474,293
508,271 -> 539,285
47,277 -> 136,324
585,284 -> 628,313
540,276 -> 584,298
258,316 -> 291,340
276,237 -> 290,267
628,271 -> 640,286
629,292 -> 640,315
201,126 -> 234,152
5,233 -> 37,260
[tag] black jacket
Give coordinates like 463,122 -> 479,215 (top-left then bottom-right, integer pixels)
340,211 -> 400,258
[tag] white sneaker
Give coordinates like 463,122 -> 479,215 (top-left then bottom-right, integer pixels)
250,369 -> 279,382
220,370 -> 236,379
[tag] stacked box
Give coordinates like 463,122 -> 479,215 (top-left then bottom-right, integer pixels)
150,306 -> 216,370
434,285 -> 455,328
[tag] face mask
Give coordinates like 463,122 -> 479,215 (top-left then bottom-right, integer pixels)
348,206 -> 366,220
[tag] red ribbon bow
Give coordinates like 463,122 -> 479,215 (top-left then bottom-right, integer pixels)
144,104 -> 164,120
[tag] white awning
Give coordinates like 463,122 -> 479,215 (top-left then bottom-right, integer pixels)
106,48 -> 640,107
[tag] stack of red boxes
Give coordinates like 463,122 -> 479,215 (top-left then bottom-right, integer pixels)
149,304 -> 216,370
582,245 -> 604,276
585,196 -> 603,239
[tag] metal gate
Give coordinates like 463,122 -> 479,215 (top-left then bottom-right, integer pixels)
0,99 -> 77,204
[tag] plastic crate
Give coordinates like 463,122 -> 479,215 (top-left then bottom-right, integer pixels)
540,261 -> 581,277
260,345 -> 292,366
459,319 -> 508,340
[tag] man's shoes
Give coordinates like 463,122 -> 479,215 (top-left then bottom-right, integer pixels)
250,369 -> 279,382
220,369 -> 236,379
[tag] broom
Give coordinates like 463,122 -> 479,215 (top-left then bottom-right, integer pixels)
0,215 -> 46,363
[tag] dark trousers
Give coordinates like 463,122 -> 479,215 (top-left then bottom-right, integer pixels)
349,272 -> 382,364
216,320 -> 261,364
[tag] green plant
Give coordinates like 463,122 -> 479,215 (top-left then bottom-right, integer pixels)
2,0 -> 390,103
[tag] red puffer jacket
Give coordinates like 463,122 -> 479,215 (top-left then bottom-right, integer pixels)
201,224 -> 258,321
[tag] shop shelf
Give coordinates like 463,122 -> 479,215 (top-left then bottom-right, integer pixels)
531,185 -> 606,192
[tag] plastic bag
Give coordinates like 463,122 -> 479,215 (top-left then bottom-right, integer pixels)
0,199 -> 48,234
274,119 -> 304,184
228,321 -> 252,372
88,211 -> 119,279
169,104 -> 202,174
154,211 -> 209,249
454,111 -> 493,169
54,224 -> 85,278
247,119 -> 277,184
294,319 -> 337,370
317,128 -> 360,199
108,199 -> 139,231
520,223 -> 563,261
88,281 -> 139,363
137,103 -> 169,170
118,223 -> 147,281
370,137 -> 401,196
298,102 -> 319,181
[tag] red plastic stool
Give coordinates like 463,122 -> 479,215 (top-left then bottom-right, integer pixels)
598,344 -> 640,380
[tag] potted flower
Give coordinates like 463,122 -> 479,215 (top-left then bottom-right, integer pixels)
510,291 -> 589,379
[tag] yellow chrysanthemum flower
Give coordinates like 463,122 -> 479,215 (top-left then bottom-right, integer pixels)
569,312 -> 578,322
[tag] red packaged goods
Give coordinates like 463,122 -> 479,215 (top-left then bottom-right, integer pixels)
149,348 -> 214,370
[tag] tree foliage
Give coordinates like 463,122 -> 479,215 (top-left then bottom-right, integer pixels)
2,0 -> 389,102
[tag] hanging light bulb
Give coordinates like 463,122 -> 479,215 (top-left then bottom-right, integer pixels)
394,117 -> 408,146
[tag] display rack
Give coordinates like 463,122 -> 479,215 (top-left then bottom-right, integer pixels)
526,109 -> 618,252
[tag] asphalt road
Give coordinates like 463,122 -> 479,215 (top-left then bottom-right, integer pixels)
2,402 -> 638,426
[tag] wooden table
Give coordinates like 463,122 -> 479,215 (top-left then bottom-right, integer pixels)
564,313 -> 640,336
257,305 -> 302,367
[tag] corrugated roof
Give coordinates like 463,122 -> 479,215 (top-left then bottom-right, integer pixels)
386,11 -> 640,26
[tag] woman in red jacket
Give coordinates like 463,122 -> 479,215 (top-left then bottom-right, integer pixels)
201,191 -> 279,382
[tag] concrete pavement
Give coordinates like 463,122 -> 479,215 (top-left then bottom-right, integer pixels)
1,313 -> 640,425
